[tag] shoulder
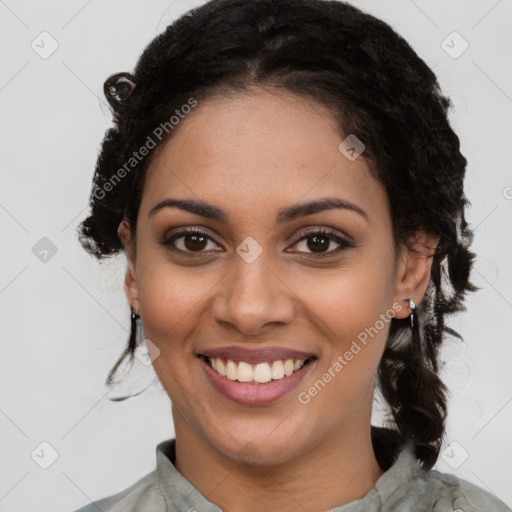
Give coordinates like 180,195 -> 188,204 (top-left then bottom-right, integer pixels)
73,469 -> 167,512
372,440 -> 511,512
426,468 -> 511,511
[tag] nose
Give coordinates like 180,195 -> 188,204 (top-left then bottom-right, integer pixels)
211,252 -> 295,336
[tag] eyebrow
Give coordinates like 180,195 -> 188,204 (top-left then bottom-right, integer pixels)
148,196 -> 370,224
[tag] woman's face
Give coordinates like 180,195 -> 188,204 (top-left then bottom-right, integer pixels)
120,88 -> 433,465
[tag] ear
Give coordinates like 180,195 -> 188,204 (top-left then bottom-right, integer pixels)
391,229 -> 439,320
117,218 -> 139,312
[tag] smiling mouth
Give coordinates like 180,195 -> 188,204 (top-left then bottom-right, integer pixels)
198,355 -> 316,384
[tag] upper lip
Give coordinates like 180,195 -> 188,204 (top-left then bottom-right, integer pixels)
197,346 -> 316,364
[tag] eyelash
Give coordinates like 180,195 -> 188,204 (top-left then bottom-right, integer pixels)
159,227 -> 353,258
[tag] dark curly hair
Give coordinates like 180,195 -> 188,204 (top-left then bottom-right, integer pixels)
77,0 -> 478,470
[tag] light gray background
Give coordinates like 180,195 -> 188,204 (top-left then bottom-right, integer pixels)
1,1 -> 511,511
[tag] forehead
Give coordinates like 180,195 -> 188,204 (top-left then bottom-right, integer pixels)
141,89 -> 389,227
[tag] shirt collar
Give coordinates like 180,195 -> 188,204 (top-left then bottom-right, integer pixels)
154,431 -> 420,512
329,443 -> 421,511
156,438 -> 224,512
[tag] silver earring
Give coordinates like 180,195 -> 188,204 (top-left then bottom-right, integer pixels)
136,316 -> 145,346
405,298 -> 416,328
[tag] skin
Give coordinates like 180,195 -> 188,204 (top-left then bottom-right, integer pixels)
118,87 -> 439,512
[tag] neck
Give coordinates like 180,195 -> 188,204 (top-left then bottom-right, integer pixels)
173,416 -> 384,512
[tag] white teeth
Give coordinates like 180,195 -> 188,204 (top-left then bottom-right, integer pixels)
226,360 -> 238,380
216,359 -> 226,377
283,359 -> 294,376
237,361 -> 253,382
253,362 -> 272,383
271,360 -> 284,380
207,357 -> 310,383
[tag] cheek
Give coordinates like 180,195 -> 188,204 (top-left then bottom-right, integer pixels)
135,256 -> 216,403
295,259 -> 394,346
291,259 -> 394,407
137,241 -> 208,340
137,260 -> 216,343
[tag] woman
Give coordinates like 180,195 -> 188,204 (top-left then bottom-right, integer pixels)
75,0 -> 511,510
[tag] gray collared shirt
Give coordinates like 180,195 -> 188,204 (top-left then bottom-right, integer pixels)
74,439 -> 511,512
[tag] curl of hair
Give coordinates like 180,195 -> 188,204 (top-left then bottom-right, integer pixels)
78,0 -> 479,468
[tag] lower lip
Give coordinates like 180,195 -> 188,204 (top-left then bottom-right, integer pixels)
198,356 -> 316,406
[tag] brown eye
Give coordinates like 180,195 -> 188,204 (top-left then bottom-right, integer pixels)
182,233 -> 208,251
160,228 -> 221,255
306,233 -> 331,253
289,229 -> 353,257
